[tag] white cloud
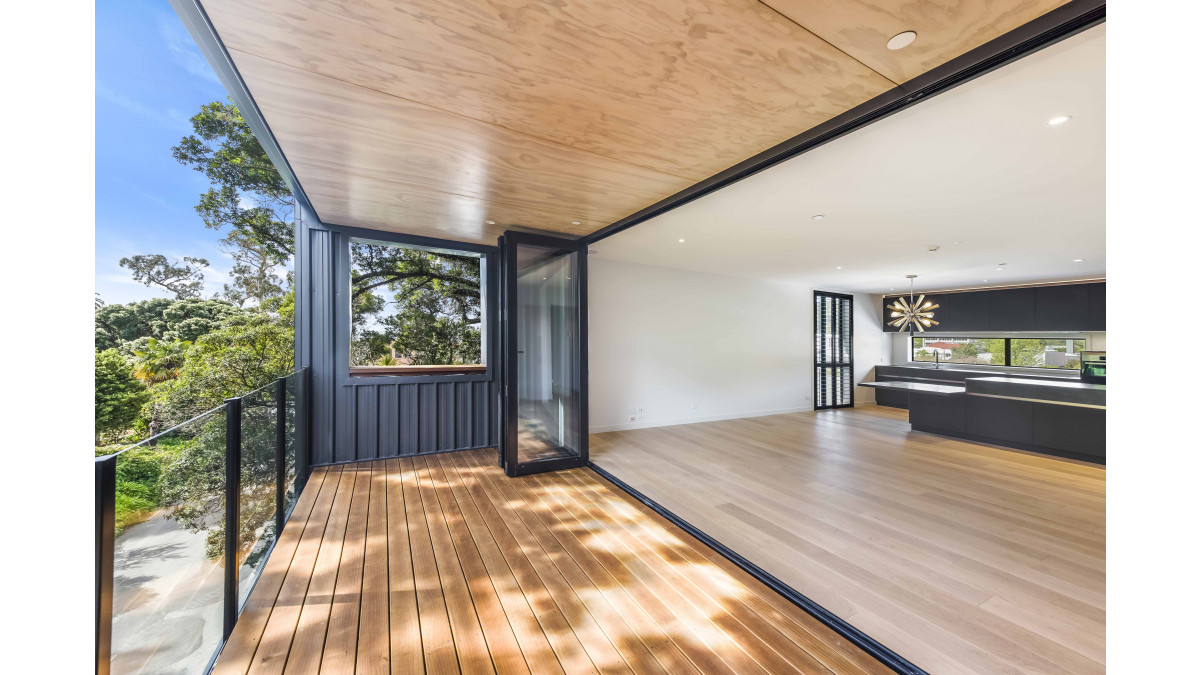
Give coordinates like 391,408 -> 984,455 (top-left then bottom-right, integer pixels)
157,14 -> 221,86
96,81 -> 191,131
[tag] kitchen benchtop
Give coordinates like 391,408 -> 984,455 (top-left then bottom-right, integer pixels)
859,381 -> 966,396
966,376 -> 1106,407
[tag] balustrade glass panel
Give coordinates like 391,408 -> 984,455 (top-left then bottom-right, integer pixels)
109,408 -> 226,675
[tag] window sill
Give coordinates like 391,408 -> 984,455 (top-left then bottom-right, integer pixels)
349,364 -> 487,377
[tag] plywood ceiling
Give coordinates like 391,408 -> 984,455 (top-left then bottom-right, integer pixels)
201,0 -> 1071,244
594,25 -> 1105,294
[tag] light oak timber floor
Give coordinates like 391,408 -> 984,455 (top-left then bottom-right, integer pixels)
590,405 -> 1106,675
211,449 -> 886,674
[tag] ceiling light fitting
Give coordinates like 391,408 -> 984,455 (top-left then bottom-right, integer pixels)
887,31 -> 917,50
887,274 -> 939,333
1048,115 -> 1072,126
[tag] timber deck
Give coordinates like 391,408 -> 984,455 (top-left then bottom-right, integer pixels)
211,449 -> 886,674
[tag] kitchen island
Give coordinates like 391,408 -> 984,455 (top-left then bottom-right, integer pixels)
861,369 -> 1105,464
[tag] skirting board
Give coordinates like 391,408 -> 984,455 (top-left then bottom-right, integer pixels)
589,405 -> 814,434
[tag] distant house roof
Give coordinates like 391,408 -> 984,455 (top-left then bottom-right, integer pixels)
924,342 -> 960,350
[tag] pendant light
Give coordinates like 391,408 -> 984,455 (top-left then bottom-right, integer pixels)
887,274 -> 939,332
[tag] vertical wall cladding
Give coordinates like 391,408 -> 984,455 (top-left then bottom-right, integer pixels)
296,211 -> 500,465
330,379 -> 497,462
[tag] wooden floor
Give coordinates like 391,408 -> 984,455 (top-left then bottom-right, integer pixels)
212,449 -> 888,674
591,406 -> 1106,675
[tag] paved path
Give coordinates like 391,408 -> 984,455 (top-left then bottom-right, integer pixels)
111,512 -> 223,675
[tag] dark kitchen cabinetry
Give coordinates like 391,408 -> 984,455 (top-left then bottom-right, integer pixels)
1089,283 -> 1105,330
965,396 -> 1035,445
882,282 -> 1104,333
988,287 -> 1036,331
1032,404 -> 1105,460
1035,284 -> 1090,331
949,291 -> 989,332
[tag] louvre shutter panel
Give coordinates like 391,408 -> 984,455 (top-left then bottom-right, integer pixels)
814,291 -> 854,409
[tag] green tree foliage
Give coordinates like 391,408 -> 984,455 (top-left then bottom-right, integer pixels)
173,99 -> 294,265
349,242 -> 482,366
220,230 -> 286,307
152,305 -> 295,423
132,338 -> 192,384
119,254 -> 210,299
95,297 -> 241,351
95,349 -> 150,443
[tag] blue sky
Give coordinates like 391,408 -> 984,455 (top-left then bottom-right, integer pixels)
96,0 -> 270,305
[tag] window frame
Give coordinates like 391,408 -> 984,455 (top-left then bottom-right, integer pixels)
909,336 -> 1087,371
332,225 -> 498,384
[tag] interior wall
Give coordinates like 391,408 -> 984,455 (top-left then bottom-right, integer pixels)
588,259 -> 887,433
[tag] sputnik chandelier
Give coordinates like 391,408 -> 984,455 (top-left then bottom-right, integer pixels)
887,274 -> 939,332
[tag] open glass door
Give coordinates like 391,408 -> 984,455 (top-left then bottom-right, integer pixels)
499,231 -> 588,476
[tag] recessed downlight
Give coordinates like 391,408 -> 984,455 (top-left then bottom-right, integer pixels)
678,238 -> 685,243
982,279 -> 989,283
811,214 -> 825,220
1048,115 -> 1072,126
485,220 -> 496,225
887,31 -> 917,50
571,220 -> 582,225
1074,258 -> 1085,262
836,266 -> 843,270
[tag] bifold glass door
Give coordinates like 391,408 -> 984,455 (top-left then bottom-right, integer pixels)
500,231 -> 588,476
814,291 -> 854,410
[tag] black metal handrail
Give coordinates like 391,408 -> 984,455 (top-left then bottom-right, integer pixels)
95,367 -> 310,675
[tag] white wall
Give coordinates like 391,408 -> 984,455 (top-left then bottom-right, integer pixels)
588,259 -> 887,433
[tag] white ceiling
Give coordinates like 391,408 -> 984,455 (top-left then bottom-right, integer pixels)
593,24 -> 1105,295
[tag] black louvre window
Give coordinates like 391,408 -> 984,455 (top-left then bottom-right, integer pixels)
814,291 -> 854,410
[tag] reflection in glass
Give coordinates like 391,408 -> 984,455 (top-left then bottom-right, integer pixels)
515,244 -> 581,464
110,410 -> 226,675
238,386 -> 278,602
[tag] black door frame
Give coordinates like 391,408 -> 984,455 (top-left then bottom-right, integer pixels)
814,290 -> 855,410
498,230 -> 589,477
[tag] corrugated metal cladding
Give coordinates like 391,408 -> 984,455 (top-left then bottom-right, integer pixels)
295,203 -> 499,465
336,380 -> 498,461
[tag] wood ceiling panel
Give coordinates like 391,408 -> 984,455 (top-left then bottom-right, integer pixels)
232,51 -> 692,240
199,0 -> 1074,242
297,170 -> 606,245
202,0 -> 893,181
763,0 -> 1072,83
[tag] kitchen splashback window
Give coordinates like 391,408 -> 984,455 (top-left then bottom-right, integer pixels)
912,337 -> 1086,370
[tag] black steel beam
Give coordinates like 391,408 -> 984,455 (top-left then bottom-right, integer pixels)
94,455 -> 116,675
223,396 -> 243,638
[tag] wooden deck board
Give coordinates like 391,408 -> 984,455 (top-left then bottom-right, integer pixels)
213,449 -> 888,674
